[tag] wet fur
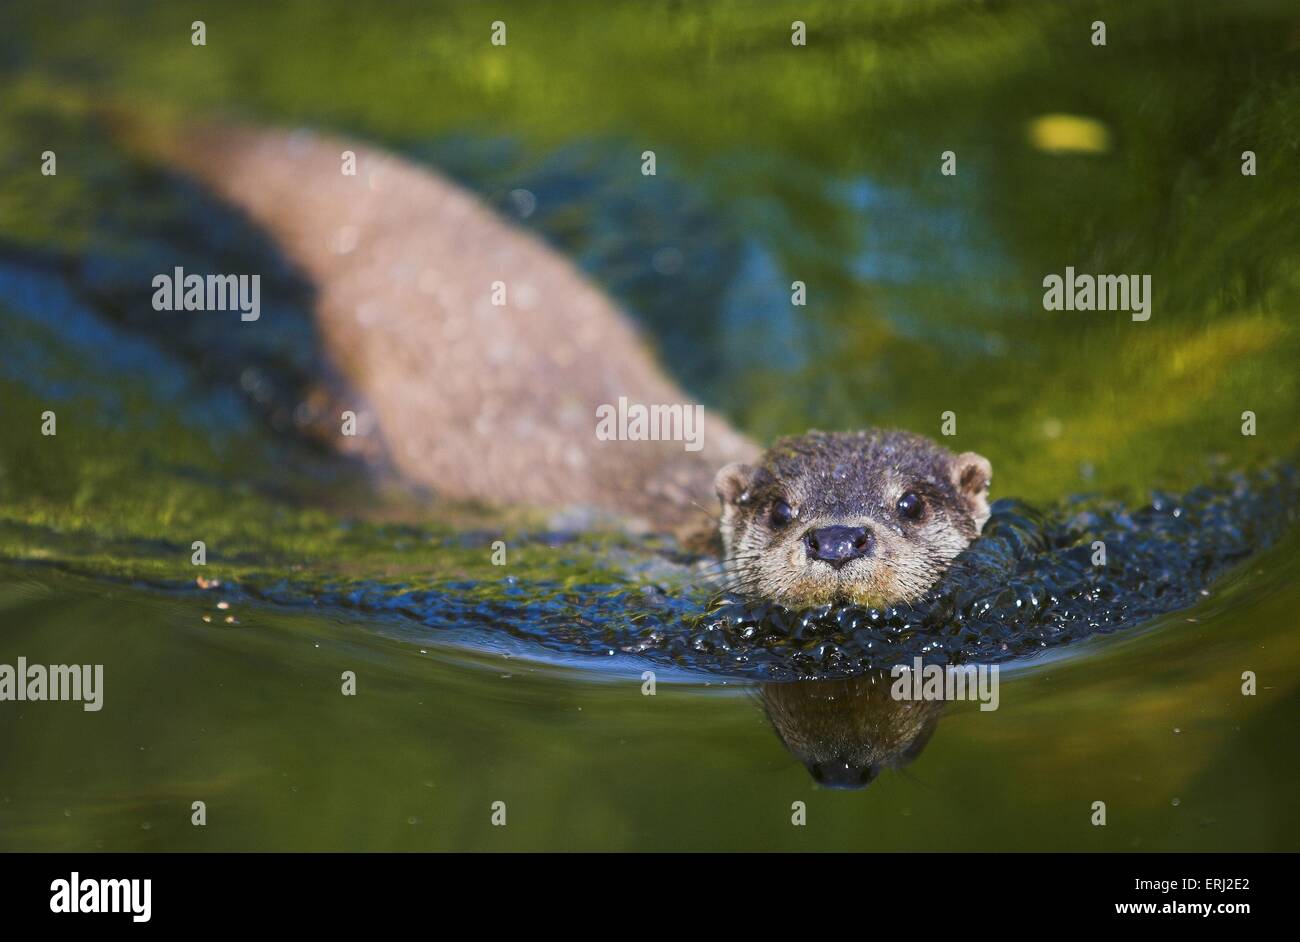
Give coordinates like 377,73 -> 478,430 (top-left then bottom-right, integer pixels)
716,430 -> 991,607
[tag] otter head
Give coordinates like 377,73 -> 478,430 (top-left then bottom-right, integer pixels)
714,430 -> 991,607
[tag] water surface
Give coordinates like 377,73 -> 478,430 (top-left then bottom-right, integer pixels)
1,0 -> 1298,850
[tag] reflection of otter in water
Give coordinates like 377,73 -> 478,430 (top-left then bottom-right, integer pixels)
760,672 -> 943,789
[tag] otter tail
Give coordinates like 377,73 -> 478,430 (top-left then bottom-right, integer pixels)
121,118 -> 758,536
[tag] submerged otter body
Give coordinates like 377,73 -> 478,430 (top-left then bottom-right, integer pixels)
137,123 -> 985,603
134,123 -> 757,539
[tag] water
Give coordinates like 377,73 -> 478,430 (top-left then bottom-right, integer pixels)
2,0 -> 1299,850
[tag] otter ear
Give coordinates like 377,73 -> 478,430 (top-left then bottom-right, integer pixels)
714,463 -> 756,508
951,452 -> 992,532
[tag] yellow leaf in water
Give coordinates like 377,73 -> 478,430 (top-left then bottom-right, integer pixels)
1027,114 -> 1111,154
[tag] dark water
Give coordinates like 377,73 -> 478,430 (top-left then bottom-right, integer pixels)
2,0 -> 1299,850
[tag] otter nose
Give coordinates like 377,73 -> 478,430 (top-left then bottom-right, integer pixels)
803,526 -> 871,568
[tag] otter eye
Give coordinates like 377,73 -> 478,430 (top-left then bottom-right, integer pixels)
769,499 -> 795,528
896,492 -> 924,521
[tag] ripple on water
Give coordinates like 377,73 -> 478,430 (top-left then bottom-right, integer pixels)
234,465 -> 1298,682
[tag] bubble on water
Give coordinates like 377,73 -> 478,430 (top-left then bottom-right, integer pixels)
508,188 -> 537,219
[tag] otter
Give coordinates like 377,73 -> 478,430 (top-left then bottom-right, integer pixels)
126,122 -> 988,606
